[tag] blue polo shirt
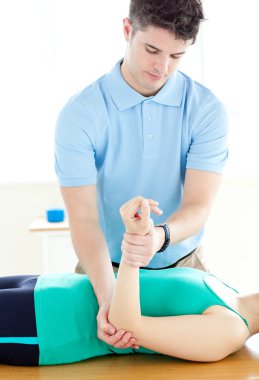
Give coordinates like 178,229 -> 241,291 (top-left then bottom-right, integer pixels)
55,60 -> 228,268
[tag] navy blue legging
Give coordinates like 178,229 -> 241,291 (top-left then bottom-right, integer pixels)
0,275 -> 39,366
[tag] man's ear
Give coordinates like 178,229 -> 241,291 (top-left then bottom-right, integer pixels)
123,17 -> 133,42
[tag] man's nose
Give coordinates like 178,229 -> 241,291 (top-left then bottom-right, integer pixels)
153,57 -> 169,75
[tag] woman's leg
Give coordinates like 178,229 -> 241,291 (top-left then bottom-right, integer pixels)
0,275 -> 39,366
108,262 -> 248,362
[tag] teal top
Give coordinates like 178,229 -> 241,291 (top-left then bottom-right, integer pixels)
34,268 -> 248,365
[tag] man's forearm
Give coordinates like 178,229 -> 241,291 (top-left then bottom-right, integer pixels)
70,220 -> 115,306
164,169 -> 222,245
166,204 -> 209,245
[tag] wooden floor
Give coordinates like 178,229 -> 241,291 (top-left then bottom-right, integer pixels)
1,334 -> 259,380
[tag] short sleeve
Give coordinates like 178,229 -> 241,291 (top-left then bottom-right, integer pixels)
186,93 -> 229,173
55,96 -> 97,187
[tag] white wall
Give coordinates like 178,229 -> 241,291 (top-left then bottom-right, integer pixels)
0,182 -> 63,274
0,0 -> 129,183
202,0 -> 259,177
204,177 -> 259,292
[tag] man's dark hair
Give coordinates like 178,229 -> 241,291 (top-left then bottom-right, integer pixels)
129,0 -> 205,44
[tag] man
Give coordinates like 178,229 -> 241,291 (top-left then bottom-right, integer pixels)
55,0 -> 228,350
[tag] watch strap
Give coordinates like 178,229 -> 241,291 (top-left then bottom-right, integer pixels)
156,223 -> 171,253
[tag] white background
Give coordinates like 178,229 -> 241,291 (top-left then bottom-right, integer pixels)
0,0 -> 258,183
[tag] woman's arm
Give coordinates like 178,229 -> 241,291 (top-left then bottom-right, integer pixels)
108,261 -> 141,332
108,197 -> 157,331
108,197 -> 247,362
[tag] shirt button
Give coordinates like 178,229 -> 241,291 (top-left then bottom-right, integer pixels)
147,115 -> 152,121
147,134 -> 153,139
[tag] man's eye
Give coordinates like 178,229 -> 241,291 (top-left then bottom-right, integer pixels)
146,47 -> 157,54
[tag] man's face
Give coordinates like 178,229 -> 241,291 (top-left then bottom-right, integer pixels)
121,19 -> 189,96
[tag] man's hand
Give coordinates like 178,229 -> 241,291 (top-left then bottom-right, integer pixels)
121,226 -> 165,267
120,196 -> 164,267
97,304 -> 139,349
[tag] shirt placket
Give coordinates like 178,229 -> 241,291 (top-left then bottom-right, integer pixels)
142,101 -> 156,157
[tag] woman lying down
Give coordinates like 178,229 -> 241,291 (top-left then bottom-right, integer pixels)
0,197 -> 256,366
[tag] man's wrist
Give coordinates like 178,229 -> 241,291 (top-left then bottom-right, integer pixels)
155,225 -> 166,252
95,277 -> 116,307
155,223 -> 171,253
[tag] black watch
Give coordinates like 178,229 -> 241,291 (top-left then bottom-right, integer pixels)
156,223 -> 171,253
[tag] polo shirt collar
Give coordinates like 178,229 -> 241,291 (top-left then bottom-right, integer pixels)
104,59 -> 184,111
